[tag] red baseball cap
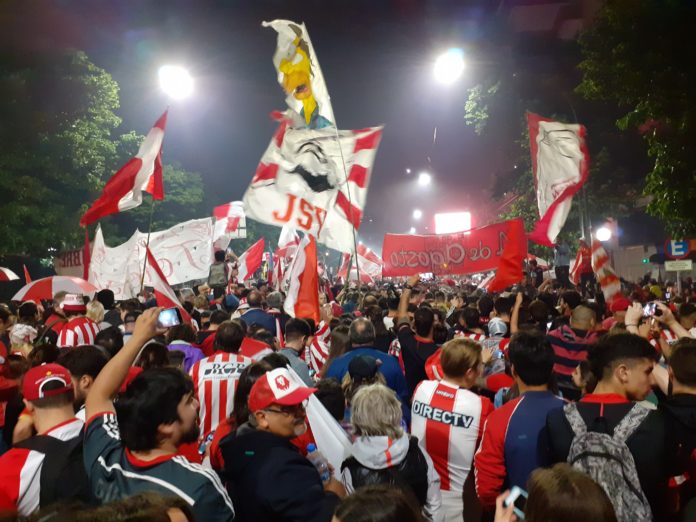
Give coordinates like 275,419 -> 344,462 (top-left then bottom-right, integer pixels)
610,296 -> 631,313
22,363 -> 73,401
248,368 -> 317,413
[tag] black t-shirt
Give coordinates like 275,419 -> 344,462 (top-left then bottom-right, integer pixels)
397,324 -> 438,398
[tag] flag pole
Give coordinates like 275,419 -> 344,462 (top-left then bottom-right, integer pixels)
139,197 -> 156,294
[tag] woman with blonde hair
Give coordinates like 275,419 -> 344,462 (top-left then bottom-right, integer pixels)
341,383 -> 443,521
86,299 -> 105,325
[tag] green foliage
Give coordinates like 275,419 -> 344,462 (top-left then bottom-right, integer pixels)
0,51 -> 123,256
577,0 -> 696,236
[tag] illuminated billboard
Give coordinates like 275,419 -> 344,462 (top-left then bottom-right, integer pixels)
434,212 -> 472,234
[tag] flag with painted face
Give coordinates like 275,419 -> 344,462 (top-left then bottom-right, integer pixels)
243,118 -> 382,253
263,19 -> 334,129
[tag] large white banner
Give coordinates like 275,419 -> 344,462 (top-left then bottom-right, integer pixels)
88,218 -> 218,299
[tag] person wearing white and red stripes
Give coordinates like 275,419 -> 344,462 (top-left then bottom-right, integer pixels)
0,364 -> 88,515
56,294 -> 100,348
190,320 -> 252,438
411,337 -> 493,522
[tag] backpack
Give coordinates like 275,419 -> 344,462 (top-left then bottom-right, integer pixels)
15,433 -> 91,508
208,262 -> 228,287
564,402 -> 652,522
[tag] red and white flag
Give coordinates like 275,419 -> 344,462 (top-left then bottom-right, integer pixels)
237,238 -> 265,282
337,253 -> 351,280
213,201 -> 245,234
81,111 -> 167,226
590,240 -> 621,304
243,117 -> 383,253
527,112 -> 589,246
283,234 -> 320,323
276,224 -> 300,261
145,247 -> 192,324
22,265 -> 31,284
268,253 -> 283,290
336,245 -> 382,283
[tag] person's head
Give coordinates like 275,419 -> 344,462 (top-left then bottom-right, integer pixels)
135,342 -> 170,370
493,296 -> 513,319
314,378 -> 346,422
214,249 -> 226,262
0,305 -> 11,333
248,368 -> 316,438
116,368 -> 199,451
123,311 -> 139,333
329,325 -> 350,358
433,323 -> 448,344
267,291 -> 284,310
342,355 -> 387,404
284,318 -> 312,348
246,290 -> 263,308
587,333 -> 657,401
529,259 -> 538,268
667,337 -> 696,391
572,360 -> 597,394
528,300 -> 550,325
332,484 -> 425,522
166,324 -> 196,345
167,350 -> 186,370
52,291 -> 68,312
609,296 -> 630,322
94,326 -> 124,358
86,299 -> 105,323
349,318 -> 376,347
488,317 -> 508,338
560,290 -> 582,315
460,306 -> 481,330
261,351 -> 290,369
440,338 -> 482,388
351,383 -> 403,440
18,301 -> 39,325
209,310 -> 229,327
233,361 -> 272,427
57,346 -> 108,409
524,463 -> 617,522
28,344 -> 60,366
413,306 -> 435,338
508,331 -> 555,387
478,295 -> 494,318
95,289 -> 115,311
213,320 -> 245,354
22,363 -> 75,416
679,302 -> 696,330
570,305 -> 596,331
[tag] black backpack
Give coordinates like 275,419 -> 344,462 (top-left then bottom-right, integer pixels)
15,433 -> 91,508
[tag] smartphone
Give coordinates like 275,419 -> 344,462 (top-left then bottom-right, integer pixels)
157,307 -> 182,329
665,292 -> 671,300
643,302 -> 657,317
503,486 -> 528,519
494,349 -> 504,360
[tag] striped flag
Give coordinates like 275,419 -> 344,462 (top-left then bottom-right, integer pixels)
283,234 -> 320,323
590,240 -> 621,303
237,239 -> 265,282
145,247 -> 192,324
81,111 -> 167,226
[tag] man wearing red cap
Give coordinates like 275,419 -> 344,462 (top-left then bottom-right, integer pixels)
220,367 -> 345,521
0,363 -> 89,514
601,296 -> 631,331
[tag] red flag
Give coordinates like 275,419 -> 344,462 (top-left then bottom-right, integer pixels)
527,112 -> 589,246
145,247 -> 192,323
23,265 -> 31,284
284,235 -> 320,324
81,111 -> 167,226
237,239 -> 265,281
487,219 -> 527,292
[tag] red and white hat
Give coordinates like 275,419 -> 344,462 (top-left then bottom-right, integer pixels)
248,368 -> 316,412
22,363 -> 74,401
237,297 -> 250,311
61,293 -> 86,313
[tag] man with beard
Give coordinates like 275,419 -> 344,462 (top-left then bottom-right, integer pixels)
84,308 -> 235,521
220,368 -> 345,521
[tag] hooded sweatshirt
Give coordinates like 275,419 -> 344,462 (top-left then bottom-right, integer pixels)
341,434 -> 444,522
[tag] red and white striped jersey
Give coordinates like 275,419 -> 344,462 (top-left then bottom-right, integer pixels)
238,337 -> 274,361
454,332 -> 487,342
57,317 -> 100,348
306,321 -> 330,375
0,418 -> 83,515
388,338 -> 405,373
190,352 -> 252,437
411,380 -> 493,493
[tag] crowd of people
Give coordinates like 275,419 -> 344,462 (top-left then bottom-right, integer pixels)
0,255 -> 695,522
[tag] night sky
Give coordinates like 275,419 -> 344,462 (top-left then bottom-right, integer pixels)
4,0 -> 521,252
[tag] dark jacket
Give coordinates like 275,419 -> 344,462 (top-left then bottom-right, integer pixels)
660,393 -> 696,517
546,394 -> 668,520
240,308 -> 277,335
219,425 -> 338,522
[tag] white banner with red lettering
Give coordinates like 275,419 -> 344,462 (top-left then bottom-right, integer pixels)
88,218 -> 217,299
243,117 -> 383,253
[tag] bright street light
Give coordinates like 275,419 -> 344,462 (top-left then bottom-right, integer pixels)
409,227 -> 416,234
418,172 -> 432,186
596,227 -> 612,242
412,209 -> 423,220
434,48 -> 465,85
158,65 -> 194,99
